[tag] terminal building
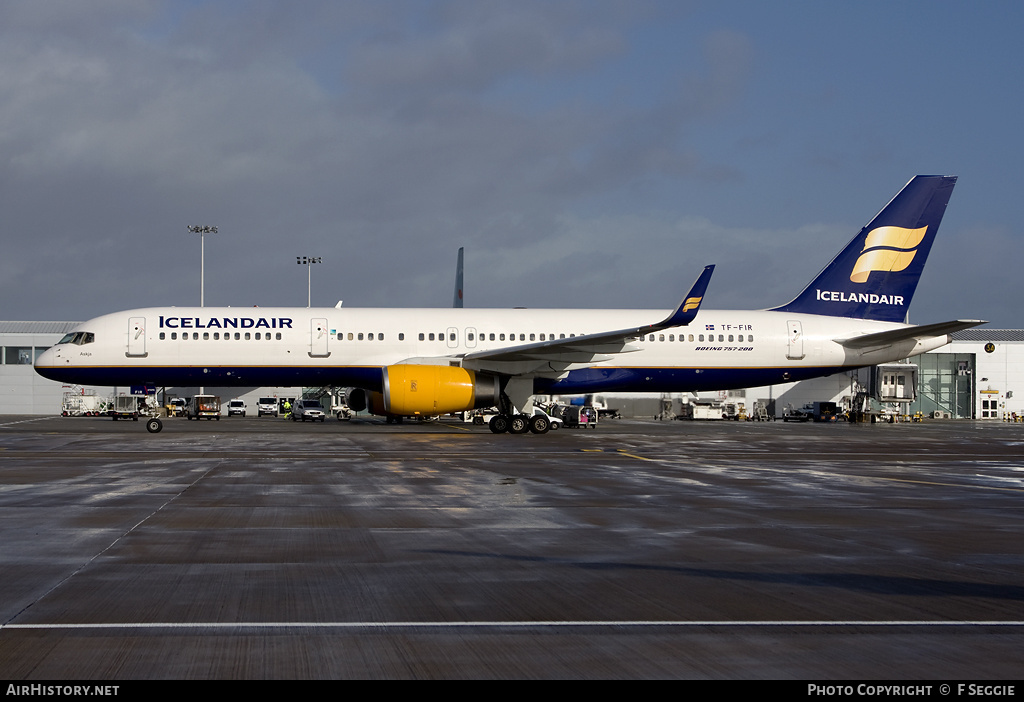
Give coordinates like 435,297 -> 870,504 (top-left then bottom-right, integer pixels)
3,321 -> 1024,420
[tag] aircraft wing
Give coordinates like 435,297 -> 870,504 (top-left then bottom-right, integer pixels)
460,265 -> 714,375
836,319 -> 986,350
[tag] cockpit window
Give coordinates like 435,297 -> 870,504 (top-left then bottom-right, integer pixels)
58,332 -> 95,345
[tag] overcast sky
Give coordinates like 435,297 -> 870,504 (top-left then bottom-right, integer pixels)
2,0 -> 1022,328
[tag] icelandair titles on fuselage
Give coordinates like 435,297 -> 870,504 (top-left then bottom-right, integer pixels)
159,315 -> 294,330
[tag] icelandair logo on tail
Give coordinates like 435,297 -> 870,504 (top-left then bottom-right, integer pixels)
682,296 -> 702,313
850,225 -> 928,283
814,225 -> 927,309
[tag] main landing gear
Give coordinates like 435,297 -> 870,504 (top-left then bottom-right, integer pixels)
488,412 -> 550,435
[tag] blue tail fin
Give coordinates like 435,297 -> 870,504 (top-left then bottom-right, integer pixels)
771,175 -> 957,322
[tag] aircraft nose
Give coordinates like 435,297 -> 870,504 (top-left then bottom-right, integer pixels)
33,346 -> 61,380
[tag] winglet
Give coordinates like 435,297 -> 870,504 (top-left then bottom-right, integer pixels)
661,264 -> 715,328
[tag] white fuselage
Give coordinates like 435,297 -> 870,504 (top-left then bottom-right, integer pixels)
34,305 -> 952,394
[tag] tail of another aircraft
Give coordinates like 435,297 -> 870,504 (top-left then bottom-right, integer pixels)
771,175 -> 957,323
453,247 -> 464,308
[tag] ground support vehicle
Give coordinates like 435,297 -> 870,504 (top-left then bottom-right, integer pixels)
227,399 -> 246,417
257,397 -> 278,417
187,395 -> 221,420
110,395 -> 140,421
676,401 -> 726,420
559,405 -> 598,429
782,404 -> 812,422
291,400 -> 326,422
165,397 -> 188,417
62,392 -> 108,417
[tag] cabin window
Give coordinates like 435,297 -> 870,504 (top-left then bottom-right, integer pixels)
529,333 -> 535,341
728,335 -> 733,342
244,332 -> 250,340
419,333 -> 425,341
399,333 -> 404,341
276,332 -> 282,340
428,333 -> 434,341
159,332 -> 165,340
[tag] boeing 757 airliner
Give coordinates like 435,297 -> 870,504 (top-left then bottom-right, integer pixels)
36,175 -> 983,434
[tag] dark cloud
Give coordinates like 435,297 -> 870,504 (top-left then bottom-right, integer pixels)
0,0 -> 1019,331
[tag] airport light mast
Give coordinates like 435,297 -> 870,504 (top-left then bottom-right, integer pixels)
297,256 -> 322,308
188,225 -> 218,307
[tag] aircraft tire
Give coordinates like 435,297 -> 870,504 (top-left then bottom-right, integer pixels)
509,414 -> 530,434
489,415 -> 509,434
146,418 -> 163,433
528,414 -> 550,435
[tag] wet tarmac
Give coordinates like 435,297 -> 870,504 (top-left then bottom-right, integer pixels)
1,414 -> 1023,679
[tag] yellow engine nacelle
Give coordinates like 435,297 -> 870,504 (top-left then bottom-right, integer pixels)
364,364 -> 500,417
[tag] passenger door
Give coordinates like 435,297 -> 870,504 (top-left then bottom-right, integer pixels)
309,318 -> 330,358
127,317 -> 147,357
786,320 -> 805,360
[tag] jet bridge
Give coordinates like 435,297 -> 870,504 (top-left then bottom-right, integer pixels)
872,363 -> 917,403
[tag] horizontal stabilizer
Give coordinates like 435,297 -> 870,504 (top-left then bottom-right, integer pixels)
836,319 -> 986,349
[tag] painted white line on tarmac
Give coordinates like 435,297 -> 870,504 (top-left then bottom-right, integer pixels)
5,620 -> 1024,630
